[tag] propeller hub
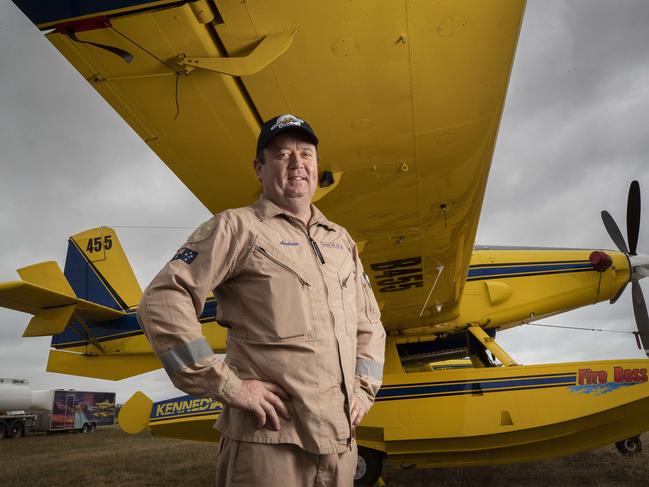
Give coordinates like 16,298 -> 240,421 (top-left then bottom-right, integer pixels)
629,253 -> 649,281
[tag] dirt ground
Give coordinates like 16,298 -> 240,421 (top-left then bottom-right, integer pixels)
1,427 -> 647,486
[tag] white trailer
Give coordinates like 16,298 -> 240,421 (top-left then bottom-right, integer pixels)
0,378 -> 115,438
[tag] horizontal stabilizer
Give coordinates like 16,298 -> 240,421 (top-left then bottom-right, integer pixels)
0,281 -> 124,321
0,279 -> 75,314
47,349 -> 161,380
118,391 -> 153,434
23,304 -> 75,337
17,260 -> 75,296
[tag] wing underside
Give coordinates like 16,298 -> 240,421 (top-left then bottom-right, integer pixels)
14,0 -> 525,331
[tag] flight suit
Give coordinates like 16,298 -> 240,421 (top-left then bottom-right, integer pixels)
137,196 -> 386,483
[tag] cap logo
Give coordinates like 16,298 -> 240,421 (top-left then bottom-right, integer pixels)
270,114 -> 304,131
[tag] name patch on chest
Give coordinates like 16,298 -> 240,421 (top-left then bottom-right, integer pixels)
280,240 -> 300,246
319,241 -> 344,250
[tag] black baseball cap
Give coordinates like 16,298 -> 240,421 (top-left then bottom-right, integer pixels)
256,114 -> 319,155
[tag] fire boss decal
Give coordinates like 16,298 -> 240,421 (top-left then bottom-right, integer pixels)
569,366 -> 648,396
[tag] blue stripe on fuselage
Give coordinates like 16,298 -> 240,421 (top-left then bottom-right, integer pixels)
467,262 -> 592,280
51,299 -> 218,348
50,261 -> 593,347
376,374 -> 576,401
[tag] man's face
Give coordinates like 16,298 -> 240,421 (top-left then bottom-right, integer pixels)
254,130 -> 318,207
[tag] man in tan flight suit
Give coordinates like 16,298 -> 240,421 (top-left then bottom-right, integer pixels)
138,114 -> 386,486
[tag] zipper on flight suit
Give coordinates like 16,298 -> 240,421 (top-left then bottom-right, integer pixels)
309,236 -> 325,264
256,247 -> 310,287
284,215 -> 325,264
360,271 -> 378,321
341,273 -> 351,288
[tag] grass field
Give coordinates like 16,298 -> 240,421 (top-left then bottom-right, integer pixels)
1,427 -> 648,486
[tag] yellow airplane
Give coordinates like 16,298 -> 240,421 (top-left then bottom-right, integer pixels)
95,401 -> 116,411
4,0 -> 649,484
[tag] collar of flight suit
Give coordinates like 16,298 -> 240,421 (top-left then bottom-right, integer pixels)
251,195 -> 336,231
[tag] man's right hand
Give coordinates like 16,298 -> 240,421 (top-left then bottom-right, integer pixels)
229,379 -> 292,431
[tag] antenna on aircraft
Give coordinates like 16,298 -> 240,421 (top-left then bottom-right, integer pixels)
601,181 -> 649,355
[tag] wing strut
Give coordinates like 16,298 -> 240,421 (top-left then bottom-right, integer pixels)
468,325 -> 518,366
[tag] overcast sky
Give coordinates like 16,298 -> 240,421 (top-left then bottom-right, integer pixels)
1,0 -> 649,406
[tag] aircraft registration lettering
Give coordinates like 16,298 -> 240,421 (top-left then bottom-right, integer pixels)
370,257 -> 423,293
85,235 -> 112,253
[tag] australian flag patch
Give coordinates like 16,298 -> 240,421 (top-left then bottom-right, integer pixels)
171,247 -> 198,264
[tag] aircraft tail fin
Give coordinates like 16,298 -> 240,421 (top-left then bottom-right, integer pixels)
0,227 -> 190,381
119,391 -> 222,442
118,391 -> 153,434
0,227 -> 140,341
64,227 -> 142,310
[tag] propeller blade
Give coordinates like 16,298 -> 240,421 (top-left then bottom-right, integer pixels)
632,281 -> 649,356
627,180 -> 641,255
601,210 -> 629,253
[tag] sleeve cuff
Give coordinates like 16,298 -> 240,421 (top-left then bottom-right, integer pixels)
218,367 -> 243,404
353,384 -> 374,411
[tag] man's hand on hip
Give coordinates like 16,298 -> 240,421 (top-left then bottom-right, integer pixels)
350,394 -> 368,427
229,379 -> 292,430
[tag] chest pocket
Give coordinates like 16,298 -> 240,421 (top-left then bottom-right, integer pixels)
338,256 -> 358,337
242,237 -> 313,341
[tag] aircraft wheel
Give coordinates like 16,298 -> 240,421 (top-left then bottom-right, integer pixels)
0,422 -> 6,439
8,420 -> 25,439
89,423 -> 97,433
80,423 -> 89,434
616,436 -> 642,456
354,446 -> 383,486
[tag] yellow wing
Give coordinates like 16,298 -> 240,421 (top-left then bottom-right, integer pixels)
15,0 -> 525,331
